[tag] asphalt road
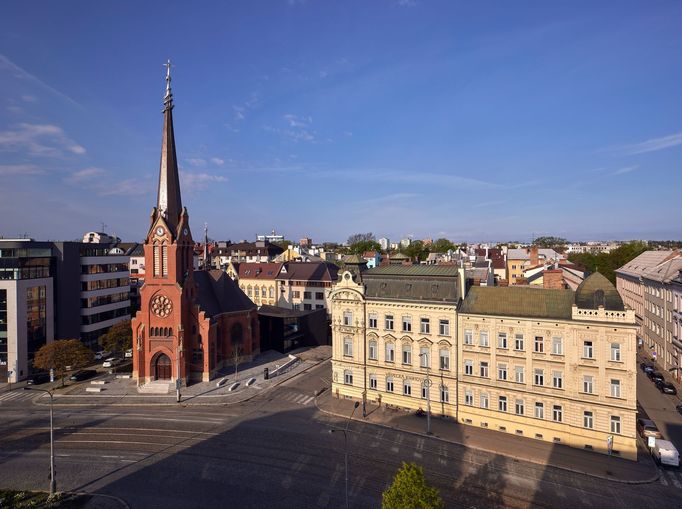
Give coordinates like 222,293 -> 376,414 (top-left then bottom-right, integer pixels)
1,361 -> 681,508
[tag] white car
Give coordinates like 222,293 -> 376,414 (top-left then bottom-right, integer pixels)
94,351 -> 110,361
102,358 -> 120,368
124,349 -> 133,358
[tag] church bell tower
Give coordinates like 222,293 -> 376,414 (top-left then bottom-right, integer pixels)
132,61 -> 195,384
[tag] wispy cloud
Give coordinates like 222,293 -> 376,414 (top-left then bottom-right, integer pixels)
66,167 -> 106,183
354,192 -> 420,207
474,200 -> 506,208
612,132 -> 682,155
186,158 -> 207,167
395,0 -> 419,6
0,53 -> 82,109
99,178 -> 151,196
611,165 -> 638,175
181,172 -> 228,191
0,164 -> 45,176
0,123 -> 86,157
226,92 -> 261,132
264,114 -> 317,143
210,157 -> 224,166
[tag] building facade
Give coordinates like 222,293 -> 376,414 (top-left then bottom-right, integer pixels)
131,65 -> 258,385
330,266 -> 638,460
330,265 -> 463,418
458,275 -> 637,460
616,250 -> 682,377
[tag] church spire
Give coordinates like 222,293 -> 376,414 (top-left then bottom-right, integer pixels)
156,59 -> 183,233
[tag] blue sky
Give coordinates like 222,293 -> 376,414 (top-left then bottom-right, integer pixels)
1,1 -> 681,244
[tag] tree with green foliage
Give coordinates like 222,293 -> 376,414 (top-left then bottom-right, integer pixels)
99,319 -> 133,355
402,240 -> 429,262
430,238 -> 456,253
33,339 -> 93,386
273,240 -> 292,250
533,236 -> 568,252
382,462 -> 444,509
348,240 -> 381,255
568,241 -> 648,284
347,232 -> 375,245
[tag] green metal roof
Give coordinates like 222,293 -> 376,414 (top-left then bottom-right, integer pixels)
364,265 -> 459,278
574,272 -> 624,310
460,286 -> 575,320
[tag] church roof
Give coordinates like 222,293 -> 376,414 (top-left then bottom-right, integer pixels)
574,272 -> 625,310
193,269 -> 255,319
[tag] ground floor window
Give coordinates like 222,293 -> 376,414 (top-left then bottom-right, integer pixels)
343,370 -> 353,385
440,385 -> 449,403
369,374 -> 377,389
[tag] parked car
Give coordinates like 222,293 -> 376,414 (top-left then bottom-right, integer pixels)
655,381 -> 677,395
640,362 -> 654,373
94,351 -> 110,361
70,370 -> 97,382
648,371 -> 665,383
27,372 -> 51,385
637,418 -> 663,439
653,440 -> 680,467
102,357 -> 121,368
124,349 -> 133,358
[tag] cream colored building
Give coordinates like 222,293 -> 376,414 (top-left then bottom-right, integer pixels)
458,274 -> 638,460
330,265 -> 463,418
331,265 -> 639,461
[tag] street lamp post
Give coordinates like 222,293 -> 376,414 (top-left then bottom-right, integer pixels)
419,352 -> 432,435
330,401 -> 359,509
24,387 -> 55,496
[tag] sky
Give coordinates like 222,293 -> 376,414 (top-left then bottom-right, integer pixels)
1,1 -> 681,244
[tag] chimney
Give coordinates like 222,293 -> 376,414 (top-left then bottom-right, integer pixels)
543,269 -> 564,290
530,245 -> 539,266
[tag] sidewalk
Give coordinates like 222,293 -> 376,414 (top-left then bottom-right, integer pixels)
32,346 -> 330,407
316,390 -> 659,484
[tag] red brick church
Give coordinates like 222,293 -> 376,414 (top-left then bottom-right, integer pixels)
132,63 -> 259,384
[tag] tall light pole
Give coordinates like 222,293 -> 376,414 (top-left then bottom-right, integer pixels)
24,387 -> 55,495
419,352 -> 432,435
330,401 -> 359,509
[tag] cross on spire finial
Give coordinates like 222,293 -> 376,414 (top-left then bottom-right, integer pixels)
163,59 -> 173,110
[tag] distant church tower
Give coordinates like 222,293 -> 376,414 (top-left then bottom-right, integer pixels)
132,62 -> 259,385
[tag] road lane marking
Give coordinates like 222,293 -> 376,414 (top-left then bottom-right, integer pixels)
413,452 -> 423,460
390,446 -> 399,453
416,438 -> 424,451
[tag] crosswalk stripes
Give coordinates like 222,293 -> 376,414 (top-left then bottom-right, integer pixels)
281,391 -> 315,406
659,468 -> 682,489
0,391 -> 35,403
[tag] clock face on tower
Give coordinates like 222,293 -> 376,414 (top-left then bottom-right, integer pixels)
156,226 -> 164,236
183,228 -> 188,236
151,294 -> 172,317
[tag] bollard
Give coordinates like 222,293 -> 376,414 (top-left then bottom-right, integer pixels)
264,367 -> 269,380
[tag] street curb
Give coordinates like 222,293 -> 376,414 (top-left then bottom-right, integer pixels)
33,356 -> 331,409
314,394 -> 661,485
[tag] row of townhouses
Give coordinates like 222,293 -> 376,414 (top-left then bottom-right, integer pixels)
330,262 -> 638,460
616,250 -> 682,379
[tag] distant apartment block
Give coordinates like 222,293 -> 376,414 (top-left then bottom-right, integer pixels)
0,239 -> 132,382
214,240 -> 284,266
256,229 -> 285,243
378,237 -> 390,251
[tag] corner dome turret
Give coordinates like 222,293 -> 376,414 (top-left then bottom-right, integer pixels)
574,272 -> 624,311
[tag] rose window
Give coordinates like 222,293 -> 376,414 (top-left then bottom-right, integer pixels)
151,295 -> 172,317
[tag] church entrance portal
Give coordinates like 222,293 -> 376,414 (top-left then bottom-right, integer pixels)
154,353 -> 172,380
